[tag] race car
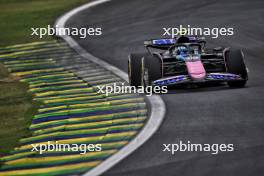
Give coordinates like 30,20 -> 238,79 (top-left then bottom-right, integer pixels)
128,36 -> 248,88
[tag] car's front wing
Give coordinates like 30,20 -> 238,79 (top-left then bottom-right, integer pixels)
153,73 -> 243,86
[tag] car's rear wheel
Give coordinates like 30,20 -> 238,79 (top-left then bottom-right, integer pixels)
225,49 -> 248,87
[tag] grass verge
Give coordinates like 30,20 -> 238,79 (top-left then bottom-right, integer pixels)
0,0 -> 88,47
0,64 -> 40,155
0,0 -> 88,155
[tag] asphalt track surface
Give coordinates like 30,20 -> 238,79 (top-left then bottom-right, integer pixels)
66,0 -> 264,175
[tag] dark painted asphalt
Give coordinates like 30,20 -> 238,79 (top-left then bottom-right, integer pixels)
66,0 -> 264,175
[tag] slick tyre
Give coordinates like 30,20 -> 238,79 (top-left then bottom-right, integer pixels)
128,53 -> 146,87
225,49 -> 248,87
143,54 -> 162,86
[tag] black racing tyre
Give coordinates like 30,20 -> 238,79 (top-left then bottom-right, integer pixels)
225,49 -> 248,87
143,54 -> 162,85
128,53 -> 146,87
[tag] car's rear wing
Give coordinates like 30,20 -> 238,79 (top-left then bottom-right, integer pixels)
144,39 -> 175,49
144,36 -> 206,49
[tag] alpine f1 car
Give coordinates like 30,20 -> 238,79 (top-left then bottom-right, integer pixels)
128,36 -> 248,87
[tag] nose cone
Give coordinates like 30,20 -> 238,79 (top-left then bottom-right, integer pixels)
186,60 -> 206,81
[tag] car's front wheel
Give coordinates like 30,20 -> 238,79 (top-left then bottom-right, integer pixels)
128,53 -> 162,87
128,53 -> 146,87
225,49 -> 248,87
143,54 -> 162,85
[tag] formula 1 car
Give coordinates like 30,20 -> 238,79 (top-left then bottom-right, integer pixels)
128,36 -> 248,87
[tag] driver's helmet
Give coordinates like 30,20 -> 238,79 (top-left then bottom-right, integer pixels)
177,46 -> 187,55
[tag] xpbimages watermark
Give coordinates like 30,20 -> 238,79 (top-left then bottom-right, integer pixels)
163,25 -> 234,38
163,140 -> 234,155
31,141 -> 102,154
96,82 -> 168,96
31,25 -> 102,39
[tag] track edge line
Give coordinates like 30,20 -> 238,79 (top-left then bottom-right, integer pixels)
55,1 -> 166,175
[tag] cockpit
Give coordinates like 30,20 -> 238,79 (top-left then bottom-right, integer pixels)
173,44 -> 201,61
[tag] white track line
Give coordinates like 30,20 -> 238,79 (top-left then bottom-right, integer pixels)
55,1 -> 166,176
